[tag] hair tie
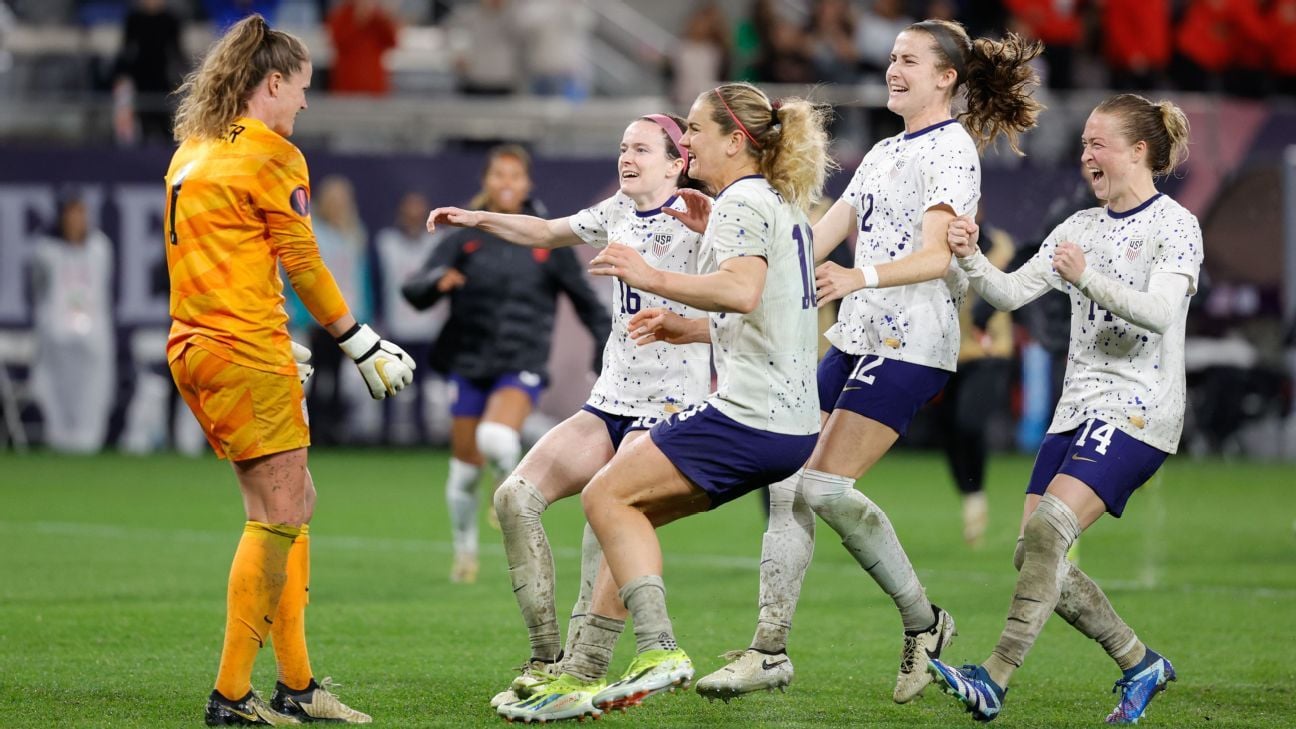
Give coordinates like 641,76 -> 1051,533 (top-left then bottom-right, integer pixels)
713,87 -> 763,150
912,21 -> 967,87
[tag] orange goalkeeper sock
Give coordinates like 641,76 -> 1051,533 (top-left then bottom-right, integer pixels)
272,525 -> 313,692
214,521 -> 300,701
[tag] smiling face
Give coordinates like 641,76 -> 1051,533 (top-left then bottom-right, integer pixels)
885,30 -> 956,126
617,120 -> 684,201
481,153 -> 532,214
266,61 -> 311,137
1080,111 -> 1148,209
680,96 -> 742,191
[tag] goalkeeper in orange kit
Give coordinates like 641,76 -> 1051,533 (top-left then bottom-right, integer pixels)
165,14 -> 414,726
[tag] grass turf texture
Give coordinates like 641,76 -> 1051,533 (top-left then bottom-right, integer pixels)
1,450 -> 1292,727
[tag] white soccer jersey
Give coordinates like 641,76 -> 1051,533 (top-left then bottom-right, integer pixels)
993,194 -> 1202,453
570,192 -> 712,419
699,176 -> 820,435
826,119 -> 980,371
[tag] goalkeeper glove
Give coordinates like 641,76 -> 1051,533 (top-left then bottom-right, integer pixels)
291,340 -> 314,385
336,323 -> 416,400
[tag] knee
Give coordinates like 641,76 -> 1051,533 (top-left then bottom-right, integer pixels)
476,421 -> 520,466
493,473 -> 547,527
1022,494 -> 1081,558
1012,536 -> 1025,571
801,469 -> 854,515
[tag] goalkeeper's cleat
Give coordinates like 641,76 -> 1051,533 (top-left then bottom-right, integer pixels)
1105,649 -> 1176,724
205,689 -> 300,726
450,552 -> 479,584
490,656 -> 561,708
270,678 -> 372,724
927,658 -> 1005,722
591,648 -> 693,712
894,605 -> 957,703
497,674 -> 606,723
695,649 -> 792,701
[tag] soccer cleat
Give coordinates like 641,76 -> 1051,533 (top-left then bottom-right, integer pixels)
489,657 -> 561,708
270,678 -> 372,724
205,689 -> 300,726
1105,649 -> 1176,724
894,605 -> 957,703
927,658 -> 1006,722
497,674 -> 606,723
450,552 -> 479,584
695,649 -> 793,701
591,648 -> 693,711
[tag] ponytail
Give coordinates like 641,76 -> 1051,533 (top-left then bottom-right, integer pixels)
909,20 -> 1044,155
705,83 -> 836,212
173,14 -> 310,142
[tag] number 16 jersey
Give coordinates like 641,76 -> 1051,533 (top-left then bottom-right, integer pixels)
570,192 -> 711,419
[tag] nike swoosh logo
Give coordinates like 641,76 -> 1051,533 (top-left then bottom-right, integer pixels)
761,659 -> 788,670
1071,454 -> 1097,463
842,386 -> 862,392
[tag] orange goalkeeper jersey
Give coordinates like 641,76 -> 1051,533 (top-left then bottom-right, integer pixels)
165,117 -> 349,375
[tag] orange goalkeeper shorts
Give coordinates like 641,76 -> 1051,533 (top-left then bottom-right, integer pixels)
169,342 -> 310,461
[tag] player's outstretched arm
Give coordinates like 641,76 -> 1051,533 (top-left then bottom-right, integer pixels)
810,198 -> 855,263
426,206 -> 581,249
1057,243 -> 1188,334
590,243 -> 767,314
627,308 -> 711,345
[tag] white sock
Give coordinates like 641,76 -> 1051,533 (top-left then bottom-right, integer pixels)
477,421 -> 521,475
446,457 -> 481,556
620,575 -> 676,653
494,473 -> 560,661
751,471 -> 814,653
986,493 -> 1082,687
564,522 -> 603,659
802,469 -> 932,632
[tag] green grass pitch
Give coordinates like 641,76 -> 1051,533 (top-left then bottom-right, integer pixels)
1,449 -> 1293,727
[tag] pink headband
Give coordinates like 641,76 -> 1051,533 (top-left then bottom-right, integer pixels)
713,87 -> 762,150
643,114 -> 689,174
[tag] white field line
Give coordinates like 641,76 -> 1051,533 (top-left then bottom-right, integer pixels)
1,519 -> 1293,600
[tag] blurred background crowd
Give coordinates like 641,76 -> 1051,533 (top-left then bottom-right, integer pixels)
1,0 -> 1294,469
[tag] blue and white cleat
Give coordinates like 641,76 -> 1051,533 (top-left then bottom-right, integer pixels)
1105,649 -> 1176,724
927,658 -> 1006,722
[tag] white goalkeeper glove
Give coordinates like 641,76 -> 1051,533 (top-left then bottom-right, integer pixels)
291,340 -> 314,385
336,323 -> 416,400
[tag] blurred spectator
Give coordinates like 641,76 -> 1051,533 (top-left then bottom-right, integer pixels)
27,192 -> 115,453
855,0 -> 913,77
112,0 -> 184,146
516,0 -> 593,100
293,176 -> 382,445
327,0 -> 400,95
402,145 -> 610,580
1172,0 -> 1267,95
939,214 -> 1015,548
1004,0 -> 1081,89
1100,0 -> 1170,90
1267,0 -> 1296,95
446,0 -> 523,96
201,0 -> 280,31
750,1 -> 815,83
375,191 -> 449,445
671,2 -> 730,105
806,0 -> 859,84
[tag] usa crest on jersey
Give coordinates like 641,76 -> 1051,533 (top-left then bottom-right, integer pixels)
652,232 -> 673,259
1125,235 -> 1145,262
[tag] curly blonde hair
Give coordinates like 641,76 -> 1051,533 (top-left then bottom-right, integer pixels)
704,83 -> 836,212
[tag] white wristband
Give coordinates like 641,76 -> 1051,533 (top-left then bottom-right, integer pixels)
860,265 -> 880,289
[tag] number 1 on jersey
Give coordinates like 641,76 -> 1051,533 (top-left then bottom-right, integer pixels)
792,224 -> 815,310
